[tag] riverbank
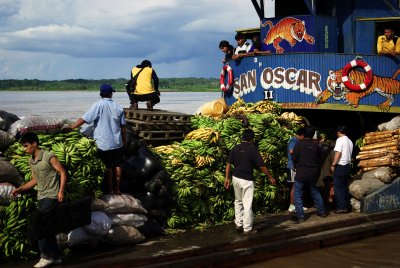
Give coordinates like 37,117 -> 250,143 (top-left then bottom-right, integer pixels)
0,78 -> 220,92
3,208 -> 400,268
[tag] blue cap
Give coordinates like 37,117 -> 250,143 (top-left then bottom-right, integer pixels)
100,84 -> 115,94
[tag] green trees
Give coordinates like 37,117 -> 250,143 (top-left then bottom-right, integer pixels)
0,78 -> 220,92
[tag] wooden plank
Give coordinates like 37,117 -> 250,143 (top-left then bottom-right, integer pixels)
126,118 -> 191,131
124,108 -> 192,122
139,130 -> 186,140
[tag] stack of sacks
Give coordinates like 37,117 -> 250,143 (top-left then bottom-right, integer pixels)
67,211 -> 111,246
67,194 -> 147,246
349,167 -> 397,212
101,194 -> 147,245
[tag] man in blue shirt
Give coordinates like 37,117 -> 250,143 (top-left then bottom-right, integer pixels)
64,84 -> 127,194
287,128 -> 305,212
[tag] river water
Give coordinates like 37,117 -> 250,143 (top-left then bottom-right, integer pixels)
245,230 -> 400,268
1,91 -> 399,267
0,91 -> 222,121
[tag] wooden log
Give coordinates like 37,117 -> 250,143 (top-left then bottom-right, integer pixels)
361,167 -> 379,172
364,135 -> 399,145
365,129 -> 396,137
358,157 -> 392,168
357,147 -> 399,155
359,140 -> 399,151
356,152 -> 396,160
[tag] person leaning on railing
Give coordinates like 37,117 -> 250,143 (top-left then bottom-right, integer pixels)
377,27 -> 400,57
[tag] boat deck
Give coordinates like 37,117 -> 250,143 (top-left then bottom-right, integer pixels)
5,208 -> 400,268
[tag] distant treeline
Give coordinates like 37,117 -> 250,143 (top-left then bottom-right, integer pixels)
0,78 -> 220,92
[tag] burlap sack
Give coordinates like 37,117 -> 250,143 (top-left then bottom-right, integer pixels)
107,225 -> 145,245
361,167 -> 394,184
100,194 -> 148,214
0,130 -> 14,149
108,213 -> 148,228
0,160 -> 23,186
349,178 -> 385,200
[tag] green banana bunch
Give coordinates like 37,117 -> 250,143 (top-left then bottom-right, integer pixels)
0,194 -> 36,260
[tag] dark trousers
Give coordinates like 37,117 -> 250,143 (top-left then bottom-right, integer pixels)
333,164 -> 351,210
37,198 -> 61,260
128,92 -> 160,104
294,180 -> 325,219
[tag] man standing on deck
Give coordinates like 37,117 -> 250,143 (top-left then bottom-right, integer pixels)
287,127 -> 305,212
331,126 -> 353,214
224,128 -> 276,234
292,126 -> 327,223
12,132 -> 67,268
63,84 -> 126,195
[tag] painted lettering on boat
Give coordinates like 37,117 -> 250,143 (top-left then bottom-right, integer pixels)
233,70 -> 257,98
233,67 -> 322,99
261,67 -> 322,97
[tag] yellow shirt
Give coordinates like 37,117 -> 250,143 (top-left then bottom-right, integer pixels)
131,67 -> 155,95
377,35 -> 400,55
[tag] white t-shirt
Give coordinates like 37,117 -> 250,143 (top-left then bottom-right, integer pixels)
334,135 -> 353,165
234,42 -> 251,55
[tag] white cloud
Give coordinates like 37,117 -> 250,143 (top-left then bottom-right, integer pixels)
0,0 -> 261,80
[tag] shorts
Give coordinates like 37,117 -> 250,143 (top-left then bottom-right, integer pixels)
287,168 -> 296,183
98,148 -> 124,168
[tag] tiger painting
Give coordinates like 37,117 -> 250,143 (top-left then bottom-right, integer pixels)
261,17 -> 315,54
315,68 -> 400,112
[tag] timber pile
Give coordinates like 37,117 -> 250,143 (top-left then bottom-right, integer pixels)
357,128 -> 400,172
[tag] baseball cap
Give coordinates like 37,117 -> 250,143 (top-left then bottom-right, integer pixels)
100,84 -> 115,94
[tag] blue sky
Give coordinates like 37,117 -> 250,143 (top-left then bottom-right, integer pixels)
0,0 -> 274,80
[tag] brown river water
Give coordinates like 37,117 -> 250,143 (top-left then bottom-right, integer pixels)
244,230 -> 400,268
0,91 -> 221,121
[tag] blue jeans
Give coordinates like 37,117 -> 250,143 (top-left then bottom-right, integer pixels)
294,180 -> 325,219
37,198 -> 61,260
334,164 -> 350,210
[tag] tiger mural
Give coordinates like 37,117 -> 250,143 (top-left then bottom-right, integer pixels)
315,68 -> 400,112
261,17 -> 315,54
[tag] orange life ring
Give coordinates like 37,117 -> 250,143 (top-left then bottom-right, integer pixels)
220,65 -> 233,92
341,59 -> 373,91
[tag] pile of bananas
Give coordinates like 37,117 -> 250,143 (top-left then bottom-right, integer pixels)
0,195 -> 36,260
223,98 -> 282,117
185,127 -> 220,144
1,130 -> 105,260
279,112 -> 305,124
153,100 -> 304,230
5,131 -> 105,202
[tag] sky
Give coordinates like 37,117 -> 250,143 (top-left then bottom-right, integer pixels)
0,0 -> 274,80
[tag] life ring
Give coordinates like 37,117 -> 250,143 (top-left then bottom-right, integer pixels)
220,65 -> 233,92
341,59 -> 373,91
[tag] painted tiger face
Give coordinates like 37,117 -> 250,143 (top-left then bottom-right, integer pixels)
291,21 -> 306,42
326,69 -> 348,100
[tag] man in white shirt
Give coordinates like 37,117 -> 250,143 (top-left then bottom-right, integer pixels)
330,126 -> 353,214
232,33 -> 252,60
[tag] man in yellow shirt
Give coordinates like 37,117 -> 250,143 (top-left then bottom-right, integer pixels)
377,28 -> 400,56
128,60 -> 160,111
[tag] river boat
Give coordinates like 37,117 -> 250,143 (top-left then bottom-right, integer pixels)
222,0 -> 400,134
